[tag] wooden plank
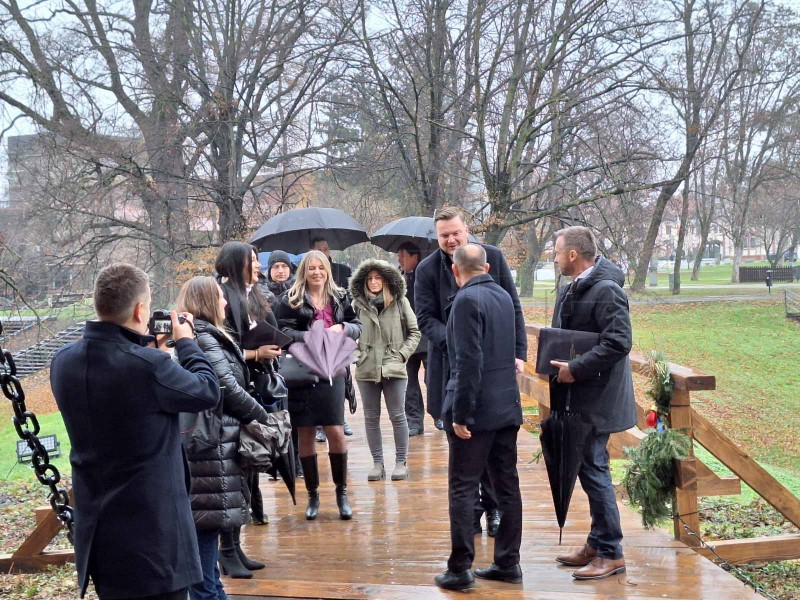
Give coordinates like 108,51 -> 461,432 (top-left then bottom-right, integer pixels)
608,427 -> 645,460
692,410 -> 800,529
695,460 -> 741,497
0,550 -> 74,572
694,534 -> 800,564
670,393 -> 700,546
13,507 -> 65,557
674,458 -> 698,491
525,323 -> 716,391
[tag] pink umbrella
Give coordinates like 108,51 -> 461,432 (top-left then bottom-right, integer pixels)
288,320 -> 357,385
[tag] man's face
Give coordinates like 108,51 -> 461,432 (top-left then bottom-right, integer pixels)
436,217 -> 469,255
270,262 -> 291,283
312,240 -> 330,258
397,249 -> 419,273
553,236 -> 577,277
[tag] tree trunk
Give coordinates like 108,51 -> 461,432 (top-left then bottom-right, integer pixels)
672,184 -> 691,294
691,217 -> 712,280
731,242 -> 743,283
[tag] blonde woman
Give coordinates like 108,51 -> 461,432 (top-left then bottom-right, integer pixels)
349,259 -> 420,481
175,276 -> 271,592
274,250 -> 361,520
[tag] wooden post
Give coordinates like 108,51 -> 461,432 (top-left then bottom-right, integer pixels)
671,389 -> 701,546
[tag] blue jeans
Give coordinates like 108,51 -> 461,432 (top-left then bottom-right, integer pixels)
579,432 -> 624,559
190,529 -> 227,600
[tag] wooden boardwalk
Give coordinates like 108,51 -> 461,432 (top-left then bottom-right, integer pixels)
227,406 -> 757,599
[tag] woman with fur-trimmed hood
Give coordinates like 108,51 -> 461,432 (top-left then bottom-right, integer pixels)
350,259 -> 421,481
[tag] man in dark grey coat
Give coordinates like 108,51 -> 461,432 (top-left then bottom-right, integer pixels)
397,242 -> 427,436
414,206 -> 527,536
434,244 -> 524,591
50,263 -> 220,600
549,226 -> 636,580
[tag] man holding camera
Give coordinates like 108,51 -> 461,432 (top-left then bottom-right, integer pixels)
51,263 -> 220,600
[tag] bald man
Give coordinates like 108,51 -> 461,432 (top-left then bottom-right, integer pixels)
434,244 -> 524,591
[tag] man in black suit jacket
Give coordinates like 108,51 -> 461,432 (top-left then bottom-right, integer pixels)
434,244 -> 524,591
414,207 -> 527,536
50,263 -> 220,600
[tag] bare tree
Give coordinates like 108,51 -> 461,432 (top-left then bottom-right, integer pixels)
630,0 -> 765,291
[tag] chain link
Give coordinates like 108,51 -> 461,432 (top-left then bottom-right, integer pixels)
0,322 -> 74,544
677,515 -> 778,600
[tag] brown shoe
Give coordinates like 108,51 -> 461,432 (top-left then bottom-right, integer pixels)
572,557 -> 626,580
556,543 -> 597,566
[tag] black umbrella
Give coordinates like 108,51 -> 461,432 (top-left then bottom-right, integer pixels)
539,404 -> 593,544
239,412 -> 297,505
370,216 -> 478,255
250,207 -> 369,253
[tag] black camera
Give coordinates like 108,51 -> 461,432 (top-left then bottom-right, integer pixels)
148,310 -> 186,335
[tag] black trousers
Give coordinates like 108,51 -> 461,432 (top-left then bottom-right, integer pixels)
404,352 -> 427,431
474,470 -> 498,524
446,426 -> 522,573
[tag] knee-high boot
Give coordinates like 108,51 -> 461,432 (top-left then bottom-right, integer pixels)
329,452 -> 352,520
300,454 -> 320,520
234,526 -> 265,570
218,529 -> 253,579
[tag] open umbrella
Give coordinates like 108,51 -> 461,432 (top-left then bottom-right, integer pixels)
238,411 -> 296,505
251,207 -> 369,253
370,216 -> 478,255
288,320 -> 357,385
539,400 -> 593,544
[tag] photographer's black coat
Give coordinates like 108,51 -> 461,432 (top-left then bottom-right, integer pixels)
50,321 -> 219,599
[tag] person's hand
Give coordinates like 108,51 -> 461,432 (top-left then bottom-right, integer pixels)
550,360 -> 575,383
453,423 -> 471,440
172,311 -> 195,341
327,324 -> 344,333
256,344 -> 282,360
515,358 -> 525,374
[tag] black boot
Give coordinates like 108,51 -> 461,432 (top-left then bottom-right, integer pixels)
218,530 -> 253,579
300,454 -> 320,520
329,452 -> 353,520
233,526 -> 265,570
249,471 -> 267,525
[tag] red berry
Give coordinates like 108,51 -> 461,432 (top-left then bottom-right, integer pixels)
646,410 -> 658,428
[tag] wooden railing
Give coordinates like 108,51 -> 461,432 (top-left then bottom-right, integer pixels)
518,323 -> 800,565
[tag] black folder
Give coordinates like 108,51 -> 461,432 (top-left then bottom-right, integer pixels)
535,327 -> 600,376
240,321 -> 293,350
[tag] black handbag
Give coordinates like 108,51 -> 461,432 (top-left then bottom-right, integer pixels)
535,327 -> 600,376
178,400 -> 224,456
279,353 -> 319,389
250,360 -> 288,405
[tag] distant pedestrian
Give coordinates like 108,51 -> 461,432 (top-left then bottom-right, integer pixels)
350,259 -> 420,481
396,242 -> 428,436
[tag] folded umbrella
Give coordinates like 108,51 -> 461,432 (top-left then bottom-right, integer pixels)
287,320 -> 357,385
539,396 -> 593,544
239,412 -> 296,505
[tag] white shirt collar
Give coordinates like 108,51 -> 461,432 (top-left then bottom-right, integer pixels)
575,264 -> 594,281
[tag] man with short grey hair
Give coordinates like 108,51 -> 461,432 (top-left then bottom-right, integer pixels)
549,226 -> 636,580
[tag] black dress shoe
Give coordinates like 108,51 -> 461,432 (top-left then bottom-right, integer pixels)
474,563 -> 523,584
434,569 -> 475,590
408,427 -> 422,437
487,509 -> 501,537
343,422 -> 353,436
434,419 -> 444,430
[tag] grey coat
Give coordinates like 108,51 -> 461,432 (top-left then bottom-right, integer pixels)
349,259 -> 421,382
550,257 -> 637,434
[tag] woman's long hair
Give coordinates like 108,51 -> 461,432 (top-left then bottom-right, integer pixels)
175,276 -> 225,329
215,241 -> 271,323
287,250 -> 341,309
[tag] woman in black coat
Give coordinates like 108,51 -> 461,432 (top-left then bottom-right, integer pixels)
274,250 -> 361,520
215,242 -> 283,528
176,276 -> 271,596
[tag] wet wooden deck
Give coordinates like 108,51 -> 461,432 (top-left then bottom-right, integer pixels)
228,404 -> 757,599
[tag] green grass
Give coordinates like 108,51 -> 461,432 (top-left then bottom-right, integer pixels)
633,300 -> 800,474
0,413 -> 72,482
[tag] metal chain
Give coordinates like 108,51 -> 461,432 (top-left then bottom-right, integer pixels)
0,322 -> 75,544
677,515 -> 778,600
